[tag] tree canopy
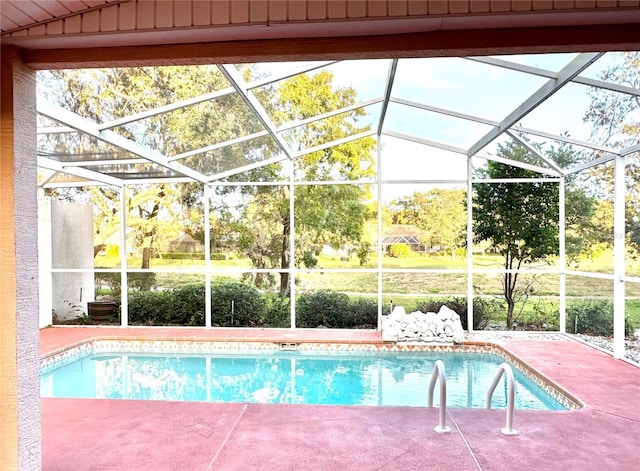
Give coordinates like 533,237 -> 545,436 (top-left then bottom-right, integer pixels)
40,66 -> 376,287
230,70 -> 377,294
474,142 -> 559,328
584,51 -> 640,254
39,66 -> 264,268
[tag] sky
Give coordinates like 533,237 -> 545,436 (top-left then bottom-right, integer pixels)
38,52 -> 629,198
250,52 -> 628,202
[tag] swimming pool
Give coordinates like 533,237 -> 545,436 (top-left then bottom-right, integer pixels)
41,348 -> 568,410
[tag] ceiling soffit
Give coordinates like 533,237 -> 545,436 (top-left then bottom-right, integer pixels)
3,0 -> 640,54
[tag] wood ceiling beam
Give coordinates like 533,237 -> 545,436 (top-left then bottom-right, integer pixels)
20,22 -> 640,70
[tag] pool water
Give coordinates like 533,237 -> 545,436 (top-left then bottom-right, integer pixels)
40,350 -> 566,410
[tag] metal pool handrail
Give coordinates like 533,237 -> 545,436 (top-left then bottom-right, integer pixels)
427,359 -> 451,434
486,362 -> 519,436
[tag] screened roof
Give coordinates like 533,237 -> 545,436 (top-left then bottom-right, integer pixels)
36,51 -> 640,187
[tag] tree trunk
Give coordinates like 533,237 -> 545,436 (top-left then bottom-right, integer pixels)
506,294 -> 515,329
504,269 -> 519,329
279,272 -> 289,297
141,247 -> 151,269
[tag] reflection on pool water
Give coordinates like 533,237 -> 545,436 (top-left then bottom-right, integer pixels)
41,351 -> 566,410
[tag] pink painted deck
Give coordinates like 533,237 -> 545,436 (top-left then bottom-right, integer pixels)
41,327 -> 640,471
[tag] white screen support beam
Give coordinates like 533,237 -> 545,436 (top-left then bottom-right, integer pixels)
204,183 -> 212,328
467,53 -> 604,158
505,130 -> 564,176
613,154 -> 626,358
37,101 -> 208,183
559,177 -> 566,333
467,156 -> 474,332
119,185 -> 128,326
377,136 -> 383,330
378,59 -> 398,135
218,64 -> 293,160
37,156 -> 123,187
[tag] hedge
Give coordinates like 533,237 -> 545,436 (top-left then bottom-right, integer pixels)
128,282 -> 265,326
127,285 -> 379,328
296,291 -> 377,329
211,282 -> 264,327
127,287 -> 500,330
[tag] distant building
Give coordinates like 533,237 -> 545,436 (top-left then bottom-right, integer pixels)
380,224 -> 427,253
167,233 -> 204,254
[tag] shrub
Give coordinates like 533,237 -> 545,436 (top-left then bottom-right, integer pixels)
416,296 -> 496,330
170,284 -> 205,325
129,272 -> 156,291
262,294 -> 291,328
128,291 -> 173,325
158,252 -> 229,260
106,245 -> 120,258
566,299 -> 620,336
293,292 -> 379,329
241,272 -> 277,290
389,243 -> 410,258
301,251 -> 318,268
349,298 -> 378,329
297,290 -> 352,328
211,282 -> 264,327
95,272 -> 121,298
128,282 -> 263,327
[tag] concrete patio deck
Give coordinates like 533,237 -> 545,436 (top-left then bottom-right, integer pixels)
40,327 -> 640,471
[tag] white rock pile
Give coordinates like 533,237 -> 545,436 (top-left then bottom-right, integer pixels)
382,305 -> 465,344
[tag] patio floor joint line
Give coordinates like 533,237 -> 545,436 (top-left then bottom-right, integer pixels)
448,411 -> 484,471
206,403 -> 248,471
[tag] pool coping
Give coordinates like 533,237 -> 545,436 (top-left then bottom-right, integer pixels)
40,335 -> 584,411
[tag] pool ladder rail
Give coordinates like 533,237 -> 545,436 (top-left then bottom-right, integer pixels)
486,362 -> 519,436
427,360 -> 518,436
427,360 -> 451,434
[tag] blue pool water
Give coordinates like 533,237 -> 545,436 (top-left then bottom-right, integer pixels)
40,351 -> 566,410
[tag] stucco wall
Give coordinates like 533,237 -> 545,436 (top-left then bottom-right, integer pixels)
0,46 -> 41,470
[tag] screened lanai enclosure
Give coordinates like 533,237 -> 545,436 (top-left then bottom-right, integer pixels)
37,52 -> 639,359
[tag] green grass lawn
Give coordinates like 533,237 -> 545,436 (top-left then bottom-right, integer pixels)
95,250 -> 640,315
95,248 -> 638,276
92,250 -> 640,333
626,299 -> 640,326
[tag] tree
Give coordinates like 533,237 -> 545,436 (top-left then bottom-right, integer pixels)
234,186 -> 289,290
583,52 -> 640,149
39,66 -> 264,266
545,142 -> 599,264
126,184 -> 182,269
474,142 -> 559,329
390,189 -> 466,258
233,70 -> 377,294
583,51 -> 640,254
